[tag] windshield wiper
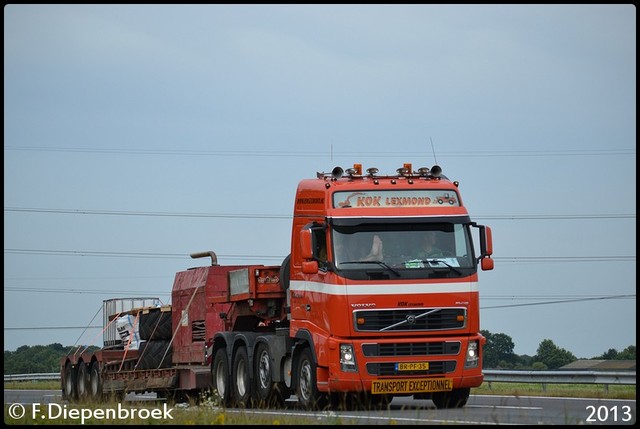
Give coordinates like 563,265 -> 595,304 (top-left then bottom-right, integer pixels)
339,260 -> 400,276
423,259 -> 462,275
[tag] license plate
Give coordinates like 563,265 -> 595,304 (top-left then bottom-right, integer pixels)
371,378 -> 453,394
397,362 -> 429,371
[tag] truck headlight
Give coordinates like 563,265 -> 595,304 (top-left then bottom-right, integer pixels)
340,344 -> 357,372
465,340 -> 479,368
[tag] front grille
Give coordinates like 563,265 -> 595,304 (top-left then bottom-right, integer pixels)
366,360 -> 456,376
354,308 -> 466,332
362,341 -> 460,357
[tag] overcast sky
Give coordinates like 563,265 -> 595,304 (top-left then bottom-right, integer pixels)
4,4 -> 636,359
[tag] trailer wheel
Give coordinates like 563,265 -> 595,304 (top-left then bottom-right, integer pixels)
89,361 -> 103,402
431,387 -> 470,409
295,347 -> 328,410
212,347 -> 232,407
76,362 -> 90,402
63,362 -> 77,403
232,346 -> 252,408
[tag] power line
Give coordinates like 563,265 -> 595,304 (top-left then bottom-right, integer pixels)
5,326 -> 102,330
493,256 -> 636,263
4,206 -> 636,221
3,248 -> 285,261
4,207 -> 290,219
481,294 -> 635,309
3,249 -> 187,259
483,294 -> 635,300
4,275 -> 169,281
4,286 -> 170,295
5,286 -> 633,303
3,248 -> 635,262
4,294 -> 635,332
4,146 -> 635,158
475,214 -> 635,220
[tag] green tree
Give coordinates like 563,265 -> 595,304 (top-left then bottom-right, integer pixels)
531,361 -> 548,370
481,330 -> 517,368
594,345 -> 636,360
4,344 -> 99,374
534,339 -> 576,369
617,345 -> 636,360
598,348 -> 619,360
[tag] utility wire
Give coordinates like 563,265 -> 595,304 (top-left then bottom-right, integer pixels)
4,207 -> 290,219
481,294 -> 635,309
4,146 -> 635,157
4,294 -> 635,331
5,326 -> 103,330
3,249 -> 285,260
4,286 -> 171,295
4,206 -> 635,220
3,248 -> 634,262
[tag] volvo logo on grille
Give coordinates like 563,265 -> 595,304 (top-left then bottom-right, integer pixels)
406,315 -> 416,324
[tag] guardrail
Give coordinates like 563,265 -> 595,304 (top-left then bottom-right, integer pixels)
5,370 -> 636,387
483,370 -> 636,385
4,373 -> 61,382
483,370 -> 635,393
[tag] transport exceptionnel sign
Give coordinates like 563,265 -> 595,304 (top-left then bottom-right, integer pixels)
332,190 -> 460,209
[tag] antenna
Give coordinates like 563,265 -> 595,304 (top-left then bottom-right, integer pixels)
429,137 -> 438,165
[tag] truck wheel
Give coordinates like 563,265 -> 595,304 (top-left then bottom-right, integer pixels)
76,362 -> 90,402
64,362 -> 77,402
232,346 -> 252,408
212,347 -> 232,407
254,342 -> 290,408
431,387 -> 470,409
254,342 -> 274,405
280,254 -> 291,291
89,361 -> 103,402
295,347 -> 328,410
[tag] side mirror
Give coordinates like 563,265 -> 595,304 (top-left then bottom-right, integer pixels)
478,225 -> 493,257
481,258 -> 494,271
472,222 -> 494,271
300,229 -> 314,259
485,226 -> 493,256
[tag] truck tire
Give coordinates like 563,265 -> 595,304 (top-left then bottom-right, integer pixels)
232,346 -> 252,408
295,347 -> 328,410
254,342 -> 290,408
212,347 -> 232,407
63,362 -> 77,402
431,387 -> 470,409
137,340 -> 172,369
89,361 -> 103,402
76,362 -> 90,402
279,254 -> 291,291
139,310 -> 172,341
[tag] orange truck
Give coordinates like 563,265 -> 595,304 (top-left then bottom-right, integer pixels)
61,162 -> 494,410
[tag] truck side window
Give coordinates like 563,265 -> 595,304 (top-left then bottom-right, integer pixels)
312,228 -> 328,270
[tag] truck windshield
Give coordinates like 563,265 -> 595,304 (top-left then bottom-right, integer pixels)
331,222 -> 475,279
